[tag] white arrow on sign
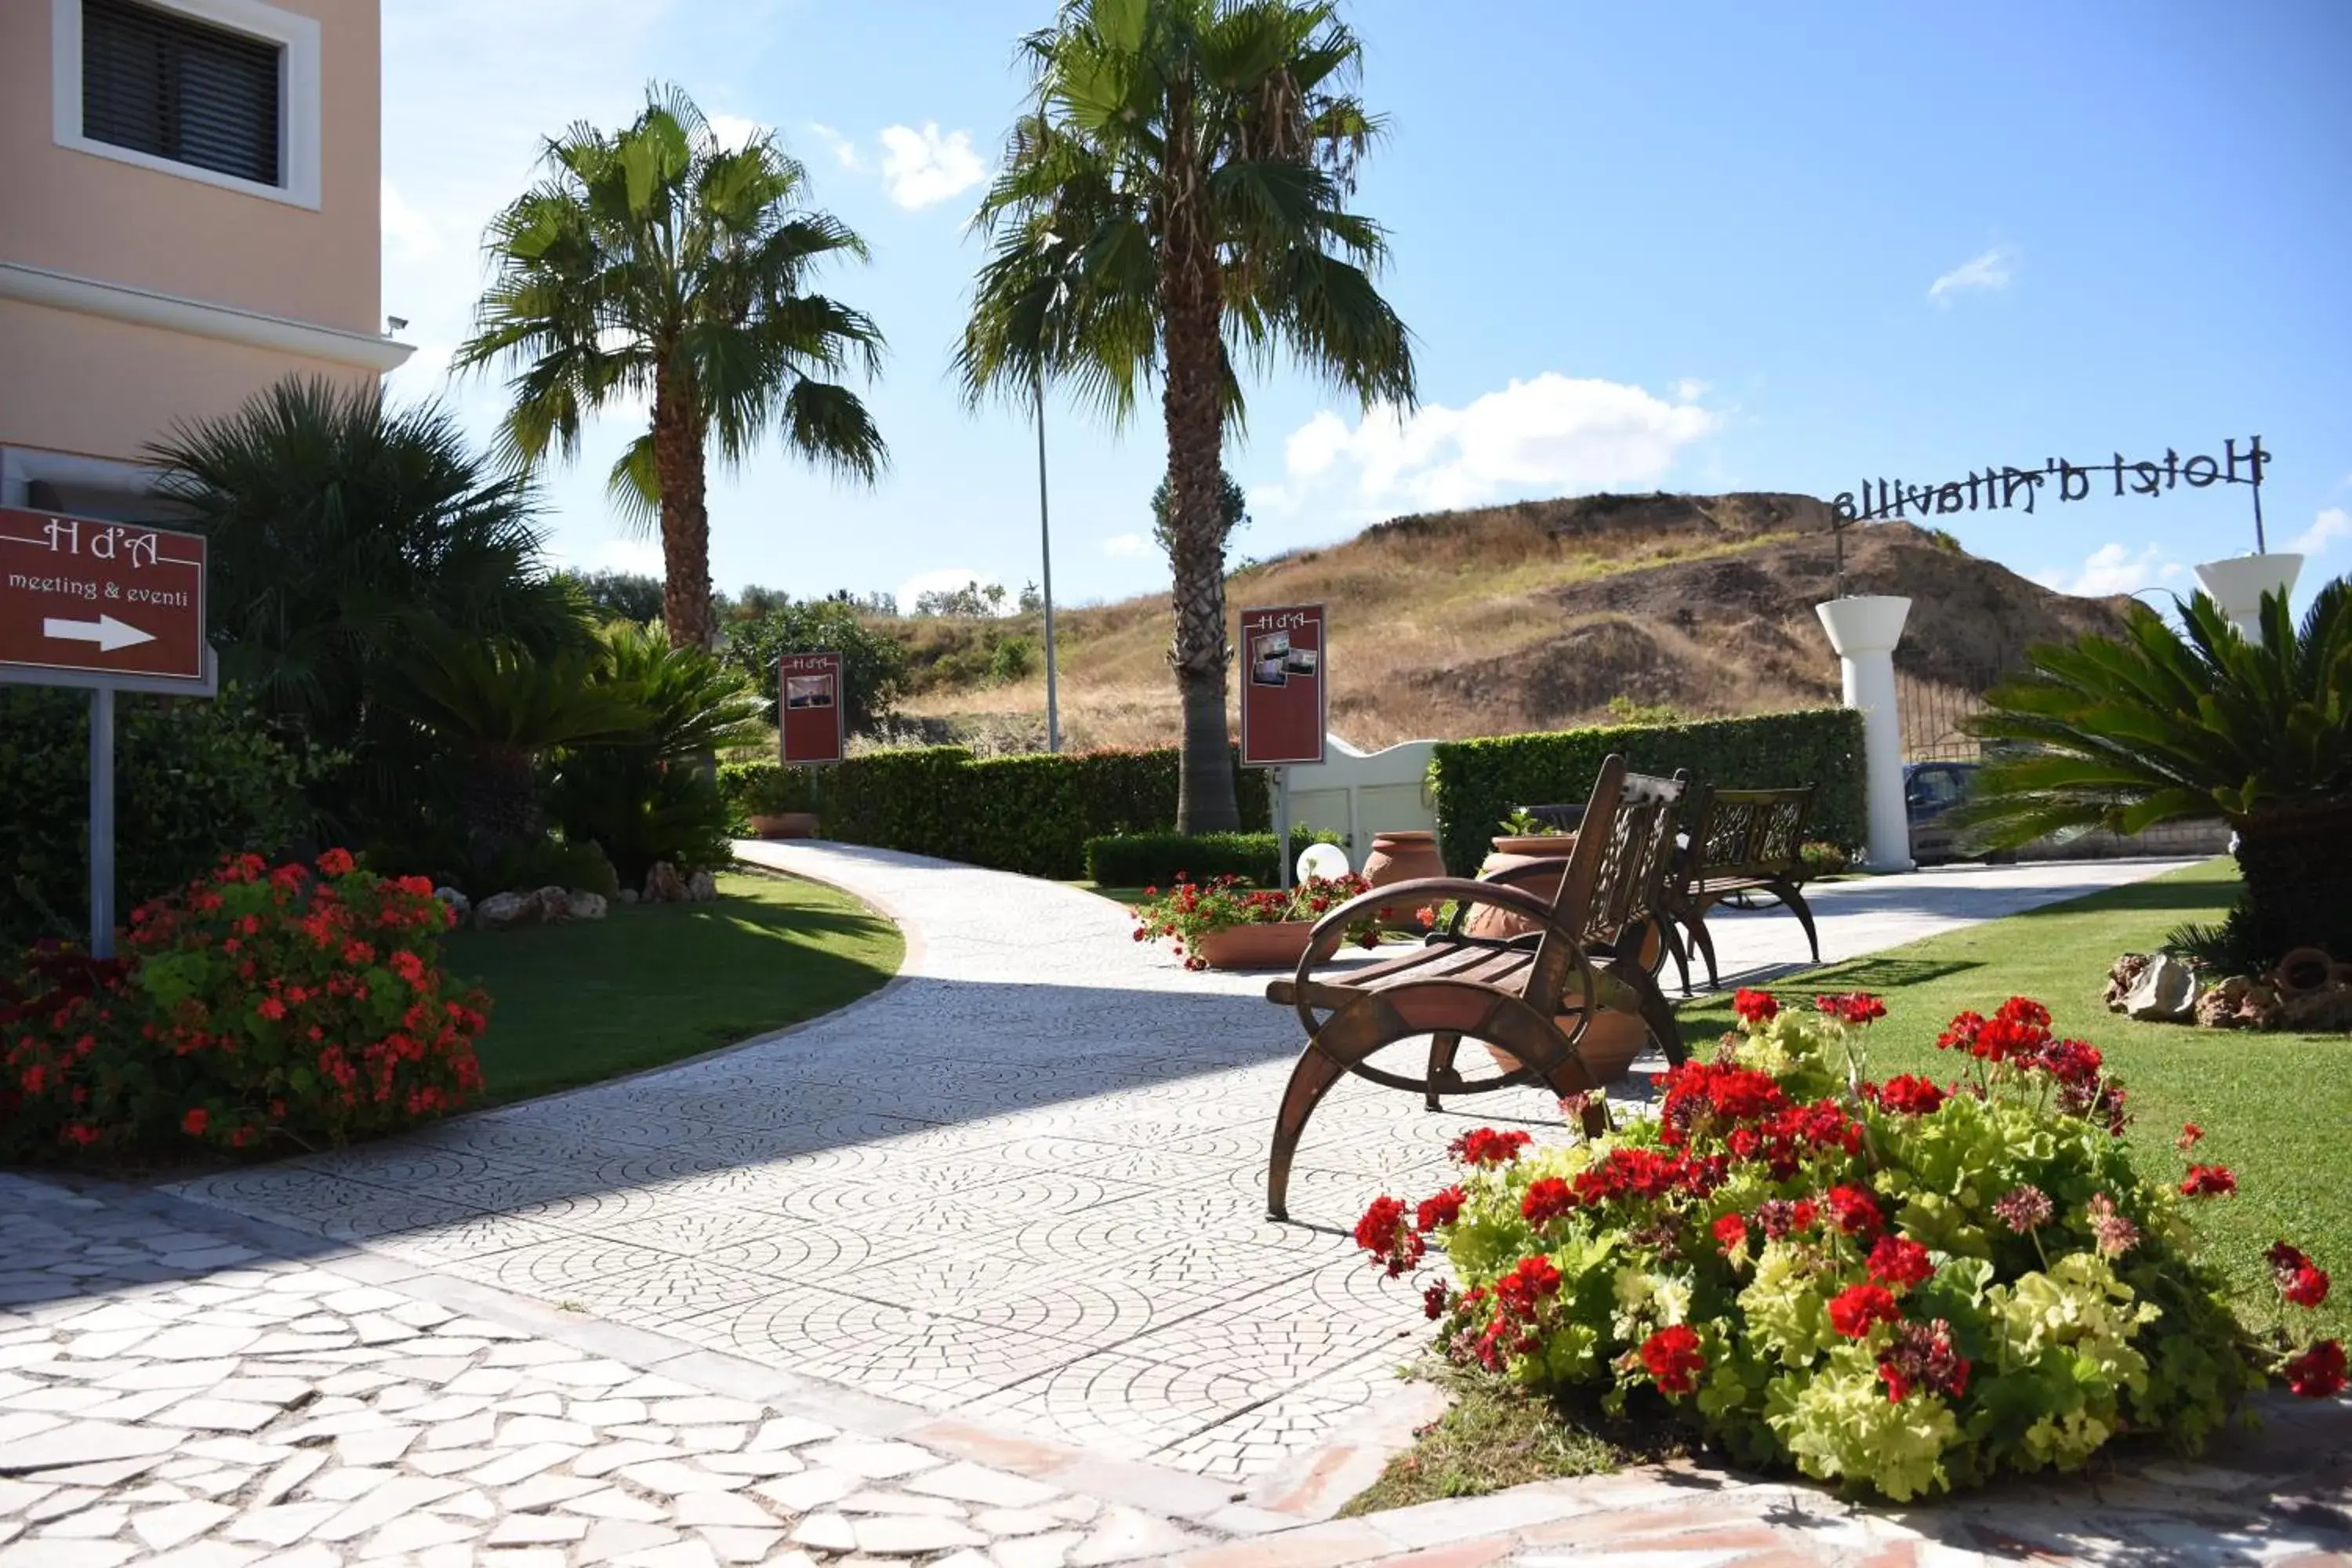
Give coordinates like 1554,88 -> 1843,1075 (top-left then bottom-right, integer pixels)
43,615 -> 154,652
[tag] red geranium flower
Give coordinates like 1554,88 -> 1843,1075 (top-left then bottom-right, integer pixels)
1712,1212 -> 1749,1254
1415,1186 -> 1465,1233
1640,1323 -> 1706,1395
2283,1339 -> 2347,1399
1828,1282 -> 1902,1339
2180,1164 -> 2238,1198
2270,1243 -> 2331,1308
1824,1184 -> 1884,1237
1872,1074 -> 1945,1116
1494,1254 -> 1563,1320
315,848 -> 357,877
1352,1196 -> 1424,1277
1449,1127 -> 1534,1167
1732,988 -> 1779,1025
2176,1122 -> 2205,1152
1815,993 -> 1886,1025
1522,1177 -> 1577,1226
180,1107 -> 209,1137
1867,1234 -> 1936,1290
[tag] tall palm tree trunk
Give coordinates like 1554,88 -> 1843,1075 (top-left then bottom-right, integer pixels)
652,372 -> 714,651
1160,133 -> 1240,836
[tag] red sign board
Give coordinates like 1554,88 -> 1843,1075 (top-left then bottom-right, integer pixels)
1239,602 -> 1327,768
0,509 -> 208,684
779,651 -> 846,765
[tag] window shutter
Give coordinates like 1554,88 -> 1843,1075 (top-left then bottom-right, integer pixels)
82,0 -> 283,187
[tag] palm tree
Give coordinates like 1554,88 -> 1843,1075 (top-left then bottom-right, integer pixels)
1961,583 -> 2352,964
457,85 -> 887,650
958,0 -> 1414,833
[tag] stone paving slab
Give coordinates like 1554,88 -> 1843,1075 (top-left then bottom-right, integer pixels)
162,844 -> 2201,1484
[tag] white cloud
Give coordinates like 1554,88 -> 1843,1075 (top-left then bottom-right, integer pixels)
1261,372 -> 1719,518
877,122 -> 988,209
380,179 -> 442,263
1102,533 -> 1150,559
705,112 -> 767,151
1929,245 -> 2018,307
1673,378 -> 1711,403
2034,543 -> 2187,597
2289,506 -> 2352,557
808,122 -> 862,171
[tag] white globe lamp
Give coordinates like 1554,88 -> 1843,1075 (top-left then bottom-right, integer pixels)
1296,842 -> 1352,884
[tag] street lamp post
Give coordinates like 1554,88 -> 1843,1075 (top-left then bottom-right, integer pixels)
1034,373 -> 1061,754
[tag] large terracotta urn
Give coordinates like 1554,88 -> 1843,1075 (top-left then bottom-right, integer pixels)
1362,829 -> 1444,888
1192,920 -> 1316,971
1465,844 -> 1574,941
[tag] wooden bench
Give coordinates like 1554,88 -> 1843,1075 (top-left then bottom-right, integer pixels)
1662,784 -> 1821,995
1260,757 -> 1689,1221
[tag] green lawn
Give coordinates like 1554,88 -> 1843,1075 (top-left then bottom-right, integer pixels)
445,869 -> 902,1106
1678,855 -> 2349,1340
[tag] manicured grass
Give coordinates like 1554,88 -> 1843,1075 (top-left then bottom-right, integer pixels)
1338,1366 -> 1678,1515
1677,855 -> 2349,1340
1066,881 -> 1152,909
445,869 -> 902,1107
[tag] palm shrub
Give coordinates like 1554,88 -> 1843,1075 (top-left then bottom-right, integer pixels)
458,85 -> 887,650
548,624 -> 766,884
148,378 -> 583,840
959,0 -> 1416,833
1960,583 -> 2352,966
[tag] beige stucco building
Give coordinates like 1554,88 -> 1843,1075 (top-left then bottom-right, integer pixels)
0,0 -> 406,520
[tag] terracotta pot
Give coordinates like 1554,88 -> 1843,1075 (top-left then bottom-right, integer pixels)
1363,830 -> 1445,930
750,812 -> 819,840
1191,920 -> 1316,971
1465,849 -> 1572,942
1482,1009 -> 1651,1086
1490,833 -> 1574,859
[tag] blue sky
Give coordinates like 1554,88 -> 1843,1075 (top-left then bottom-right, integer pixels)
379,0 -> 2351,615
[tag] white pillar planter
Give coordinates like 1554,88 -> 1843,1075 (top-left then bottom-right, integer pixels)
2194,554 -> 2303,638
1815,595 -> 1915,873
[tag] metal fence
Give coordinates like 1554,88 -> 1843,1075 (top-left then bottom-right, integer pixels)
1897,660 -> 2016,762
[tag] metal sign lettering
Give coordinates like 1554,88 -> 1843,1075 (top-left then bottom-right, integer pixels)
1834,436 -> 2270,524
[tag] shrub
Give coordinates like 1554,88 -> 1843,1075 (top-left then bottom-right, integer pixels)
812,746 -> 1274,879
989,637 -> 1036,683
0,851 -> 488,1161
0,686 -> 318,947
1085,827 -> 1341,888
1428,710 -> 1865,875
546,754 -> 733,887
1356,993 -> 2299,1502
1799,840 -> 1853,877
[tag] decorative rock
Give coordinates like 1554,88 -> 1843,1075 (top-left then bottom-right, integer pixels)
2122,954 -> 2198,1022
2103,953 -> 2151,1012
566,891 -> 609,922
433,887 -> 472,925
474,891 -> 539,933
619,887 -> 641,905
532,885 -> 574,924
2194,974 -> 2283,1030
644,862 -> 688,903
686,869 -> 718,902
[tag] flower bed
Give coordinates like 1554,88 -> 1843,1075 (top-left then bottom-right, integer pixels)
1131,873 -> 1385,971
1356,989 -> 2337,1501
1,851 -> 488,1160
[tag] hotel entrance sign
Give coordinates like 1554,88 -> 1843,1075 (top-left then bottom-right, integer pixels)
0,509 -> 212,691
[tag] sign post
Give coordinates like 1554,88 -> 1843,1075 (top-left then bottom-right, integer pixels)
777,651 -> 847,767
1238,603 -> 1328,891
0,507 -> 216,957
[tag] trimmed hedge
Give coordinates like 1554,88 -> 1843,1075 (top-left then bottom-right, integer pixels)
1428,708 -> 1866,876
732,746 -> 1275,880
1083,827 -> 1342,889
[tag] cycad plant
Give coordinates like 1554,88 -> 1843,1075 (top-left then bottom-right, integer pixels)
457,85 -> 887,650
1961,582 -> 2352,965
959,0 -> 1415,832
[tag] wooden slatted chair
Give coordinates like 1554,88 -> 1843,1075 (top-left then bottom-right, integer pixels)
1260,757 -> 1690,1221
1662,784 -> 1821,995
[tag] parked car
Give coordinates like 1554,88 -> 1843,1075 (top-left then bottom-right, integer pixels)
1904,760 -> 2008,865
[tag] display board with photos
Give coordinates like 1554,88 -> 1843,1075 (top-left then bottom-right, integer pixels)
1239,602 -> 1327,768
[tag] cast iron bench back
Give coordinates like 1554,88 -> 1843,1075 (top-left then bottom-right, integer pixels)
1683,785 -> 1816,885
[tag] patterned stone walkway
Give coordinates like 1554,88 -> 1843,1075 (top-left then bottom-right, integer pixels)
6,1167 -> 2348,1567
164,845 -> 2201,1484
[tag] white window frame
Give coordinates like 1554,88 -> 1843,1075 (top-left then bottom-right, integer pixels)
51,0 -> 322,210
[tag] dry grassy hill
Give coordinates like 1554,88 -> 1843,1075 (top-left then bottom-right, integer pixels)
884,492 -> 2136,752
